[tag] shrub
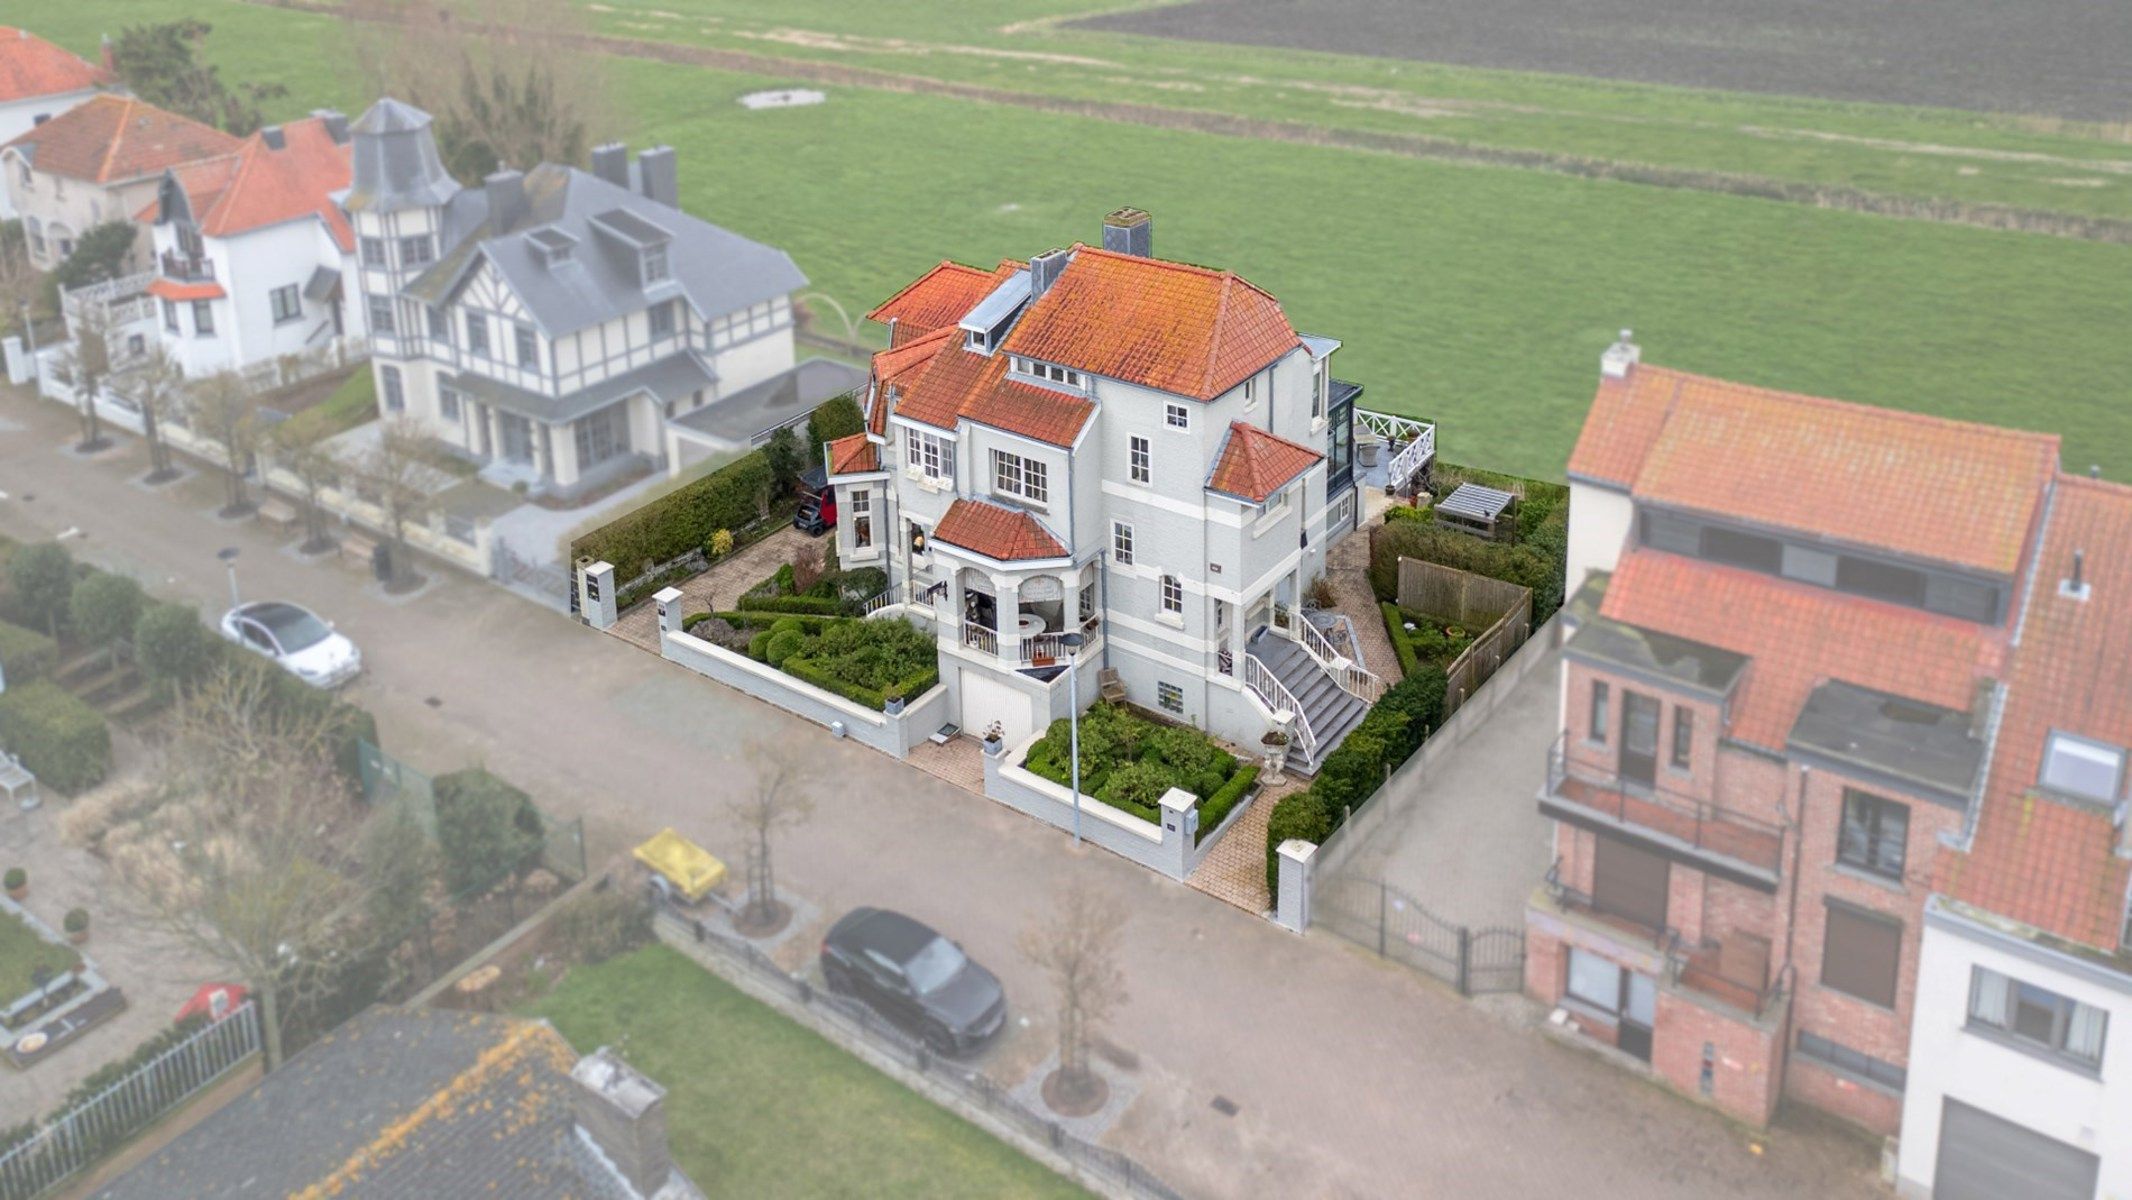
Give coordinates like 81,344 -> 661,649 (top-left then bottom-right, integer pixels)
552,887 -> 651,965
1265,791 -> 1332,894
746,630 -> 773,660
769,617 -> 806,638
3,868 -> 22,891
773,563 -> 798,594
709,528 -> 735,558
434,768 -> 544,896
1379,602 -> 1420,678
737,592 -> 841,616
762,424 -> 802,493
1195,763 -> 1259,843
0,619 -> 58,683
807,393 -> 865,453
63,908 -> 88,935
4,543 -> 74,639
571,451 -> 771,578
1377,669 -> 1449,755
0,679 -> 111,792
1096,760 -> 1174,822
1313,729 -> 1390,826
133,603 -> 219,693
764,628 -> 807,667
69,572 -> 145,665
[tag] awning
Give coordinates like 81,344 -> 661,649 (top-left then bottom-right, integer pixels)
302,265 -> 342,302
146,277 -> 225,303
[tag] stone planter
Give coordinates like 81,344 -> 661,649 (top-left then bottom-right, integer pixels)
884,696 -> 906,716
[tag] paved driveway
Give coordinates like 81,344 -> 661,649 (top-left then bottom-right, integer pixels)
0,387 -> 1883,1200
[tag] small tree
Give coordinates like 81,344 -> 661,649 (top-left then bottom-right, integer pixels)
762,424 -> 802,496
354,418 -> 439,592
134,602 -> 220,695
129,343 -> 188,485
270,416 -> 343,555
806,394 -> 865,457
69,572 -> 145,673
433,768 -> 542,897
43,222 -> 141,311
358,800 -> 438,955
52,300 -> 114,453
726,737 -> 817,933
110,19 -> 287,134
188,371 -> 261,517
6,542 -> 75,640
1020,882 -> 1129,1112
0,220 -> 36,340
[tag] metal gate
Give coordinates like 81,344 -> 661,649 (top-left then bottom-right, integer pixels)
1314,875 -> 1524,997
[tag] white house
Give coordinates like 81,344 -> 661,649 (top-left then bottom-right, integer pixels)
143,111 -> 365,375
821,211 -> 1417,771
1894,474 -> 2132,1200
343,97 -> 846,500
0,27 -> 109,219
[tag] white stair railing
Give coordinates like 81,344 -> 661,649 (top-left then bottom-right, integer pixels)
1244,652 -> 1318,764
1291,611 -> 1387,703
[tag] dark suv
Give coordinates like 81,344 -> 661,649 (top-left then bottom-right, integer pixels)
820,908 -> 1006,1055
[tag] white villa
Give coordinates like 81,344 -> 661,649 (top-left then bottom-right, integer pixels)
822,210 -> 1433,772
343,97 -> 854,500
0,27 -> 109,220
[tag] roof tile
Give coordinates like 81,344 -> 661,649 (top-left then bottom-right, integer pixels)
866,260 -> 1000,344
931,497 -> 1067,562
176,116 -> 354,251
0,27 -> 107,104
5,94 -> 238,184
825,432 -> 878,475
1207,421 -> 1323,502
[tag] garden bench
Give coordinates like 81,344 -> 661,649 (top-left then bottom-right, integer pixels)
0,752 -> 38,811
255,496 -> 301,536
339,529 -> 379,570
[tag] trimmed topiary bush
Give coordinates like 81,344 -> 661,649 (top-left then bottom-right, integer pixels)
4,542 -> 75,640
747,630 -> 774,660
69,572 -> 145,669
0,619 -> 59,683
1195,763 -> 1259,844
0,679 -> 111,792
1265,791 -> 1332,894
764,628 -> 807,667
134,603 -> 219,694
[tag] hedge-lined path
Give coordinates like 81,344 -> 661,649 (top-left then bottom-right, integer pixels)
609,526 -> 811,652
1186,780 -> 1295,914
1325,519 -> 1401,681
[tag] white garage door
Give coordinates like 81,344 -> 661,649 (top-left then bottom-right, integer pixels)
960,671 -> 1038,749
1933,1098 -> 2098,1200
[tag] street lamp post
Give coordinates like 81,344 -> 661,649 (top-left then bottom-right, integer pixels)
217,547 -> 242,611
1061,631 -> 1086,846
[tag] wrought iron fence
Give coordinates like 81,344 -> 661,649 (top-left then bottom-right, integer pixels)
0,1005 -> 260,1200
651,899 -> 1185,1200
1314,875 -> 1525,997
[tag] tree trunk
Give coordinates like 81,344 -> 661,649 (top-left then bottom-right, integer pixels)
259,981 -> 284,1073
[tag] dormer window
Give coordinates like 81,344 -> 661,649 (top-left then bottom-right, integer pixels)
642,244 -> 669,285
2040,732 -> 2125,804
1010,357 -> 1083,389
966,329 -> 991,354
958,270 -> 1033,359
528,227 -> 578,268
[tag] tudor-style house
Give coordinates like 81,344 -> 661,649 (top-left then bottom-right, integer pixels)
0,27 -> 110,219
821,210 -> 1388,771
1529,337 -> 2132,1175
143,111 -> 365,374
2,93 -> 238,272
344,97 -> 815,499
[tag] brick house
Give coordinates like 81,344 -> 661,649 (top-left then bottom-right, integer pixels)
1527,334 -> 2073,1135
818,210 -> 1413,770
0,26 -> 111,219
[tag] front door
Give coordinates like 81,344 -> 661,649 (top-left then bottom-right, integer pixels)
498,413 -> 534,464
1618,971 -> 1657,1062
1620,691 -> 1661,788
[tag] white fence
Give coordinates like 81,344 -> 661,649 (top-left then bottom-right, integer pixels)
0,1004 -> 260,1200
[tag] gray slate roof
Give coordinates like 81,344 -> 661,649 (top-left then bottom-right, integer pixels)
402,162 -> 806,342
91,1009 -> 635,1200
451,350 -> 718,426
1788,679 -> 1986,805
345,97 -> 459,213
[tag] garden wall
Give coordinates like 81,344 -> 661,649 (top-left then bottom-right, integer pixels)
658,625 -> 949,760
980,737 -> 1258,881
1396,558 -> 1531,629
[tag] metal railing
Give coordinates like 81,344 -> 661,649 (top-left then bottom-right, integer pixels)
1356,409 -> 1436,491
1021,631 -> 1066,665
1543,738 -> 1785,876
962,624 -> 999,656
159,252 -> 216,283
1669,942 -> 1788,1021
1292,609 -> 1387,703
0,1005 -> 260,1200
652,901 -> 1184,1200
1244,652 -> 1317,764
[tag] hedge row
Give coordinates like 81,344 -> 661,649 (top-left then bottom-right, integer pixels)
1195,763 -> 1260,845
1378,602 -> 1421,679
782,655 -> 939,712
1264,668 -> 1449,894
686,610 -> 844,635
1369,462 -> 1569,623
0,678 -> 111,793
736,592 -> 842,616
0,619 -> 58,683
571,451 -> 773,580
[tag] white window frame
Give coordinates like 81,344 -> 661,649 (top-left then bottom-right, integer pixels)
268,284 -> 301,325
398,233 -> 433,267
648,298 -> 675,339
2040,731 -> 2125,803
992,450 -> 1048,506
438,385 -> 461,422
852,488 -> 873,550
1160,574 -> 1183,615
904,427 -> 954,484
1312,359 -> 1328,420
1165,403 -> 1190,430
514,322 -> 539,369
1129,435 -> 1151,485
642,244 -> 669,285
1243,373 -> 1258,410
1112,521 -> 1134,566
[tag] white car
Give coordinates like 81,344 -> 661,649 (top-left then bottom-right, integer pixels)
219,601 -> 362,689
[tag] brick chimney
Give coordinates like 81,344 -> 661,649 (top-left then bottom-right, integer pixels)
570,1048 -> 675,1198
591,142 -> 629,189
485,169 -> 528,231
1102,207 -> 1152,257
1030,247 -> 1070,297
1600,329 -> 1640,380
313,109 -> 350,145
636,146 -> 678,210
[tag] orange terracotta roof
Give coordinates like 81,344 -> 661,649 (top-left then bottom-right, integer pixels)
1601,549 -> 1999,753
1207,421 -> 1323,502
825,433 -> 878,476
866,325 -> 956,436
146,277 -> 225,302
931,498 -> 1067,562
1001,245 -> 1301,401
0,27 -> 108,104
866,260 -> 1000,345
1570,365 -> 2059,576
1941,477 -> 2132,951
4,93 -> 238,184
178,116 -> 355,251
139,155 -> 238,223
891,338 -> 1094,449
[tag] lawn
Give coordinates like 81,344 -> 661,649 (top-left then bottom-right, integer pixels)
0,909 -> 78,1007
524,944 -> 1086,1200
27,2 -> 2132,480
270,365 -> 377,444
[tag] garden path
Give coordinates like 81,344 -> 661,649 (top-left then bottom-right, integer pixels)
610,525 -> 812,652
1184,779 -> 1299,914
1324,522 -> 1400,680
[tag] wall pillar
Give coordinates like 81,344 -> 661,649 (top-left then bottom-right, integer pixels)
653,585 -> 685,644
995,574 -> 1022,664
1159,788 -> 1199,880
1275,839 -> 1318,932
578,559 -> 617,629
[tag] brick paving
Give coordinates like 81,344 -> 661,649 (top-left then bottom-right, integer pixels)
1186,777 -> 1302,914
1325,517 -> 1399,679
610,525 -> 814,651
906,735 -> 986,792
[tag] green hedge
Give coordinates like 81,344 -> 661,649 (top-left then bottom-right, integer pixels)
1023,703 -> 1243,824
1195,763 -> 1260,845
1309,668 -> 1449,832
1265,791 -> 1333,894
691,610 -> 848,635
782,656 -> 938,711
570,451 -> 773,579
736,592 -> 842,616
0,619 -> 58,683
0,679 -> 111,793
1379,602 -> 1420,678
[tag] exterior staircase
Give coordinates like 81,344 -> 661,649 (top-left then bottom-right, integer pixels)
1245,629 -> 1370,776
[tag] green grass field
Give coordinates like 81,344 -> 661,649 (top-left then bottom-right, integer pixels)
525,944 -> 1085,1199
25,2 -> 2132,477
0,909 -> 78,1006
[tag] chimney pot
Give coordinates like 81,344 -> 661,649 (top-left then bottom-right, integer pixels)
260,125 -> 285,151
1030,247 -> 1070,297
2091,464 -> 2103,479
2062,548 -> 2091,601
1600,329 -> 1640,380
313,109 -> 350,145
1101,206 -> 1152,257
571,1048 -> 674,1198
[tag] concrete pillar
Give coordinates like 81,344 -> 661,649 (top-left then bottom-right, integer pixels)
1275,839 -> 1317,932
995,574 -> 1021,663
1159,788 -> 1200,880
578,559 -> 618,629
653,586 -> 685,643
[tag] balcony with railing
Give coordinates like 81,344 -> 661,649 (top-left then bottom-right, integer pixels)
1539,861 -> 1788,1028
1540,737 -> 1784,887
160,251 -> 216,283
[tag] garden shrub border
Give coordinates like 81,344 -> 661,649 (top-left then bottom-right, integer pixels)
0,679 -> 111,793
1195,763 -> 1261,845
679,611 -> 939,712
0,619 -> 58,684
570,451 -> 775,583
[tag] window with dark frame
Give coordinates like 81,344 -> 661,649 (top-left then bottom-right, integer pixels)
1967,966 -> 2107,1069
161,298 -> 179,334
360,237 -> 385,268
368,296 -> 394,335
648,299 -> 675,339
1589,681 -> 1610,744
1837,789 -> 1909,880
1670,707 -> 1694,769
398,234 -> 433,267
439,386 -> 461,422
381,366 -> 405,413
1157,682 -> 1184,714
1822,903 -> 1901,1008
191,300 -> 214,336
465,311 -> 489,356
269,284 -> 300,324
428,305 -> 451,344
515,322 -> 538,368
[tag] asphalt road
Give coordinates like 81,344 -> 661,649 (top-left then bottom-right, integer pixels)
0,389 -> 1886,1199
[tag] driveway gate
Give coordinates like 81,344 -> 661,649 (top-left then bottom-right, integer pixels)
1314,874 -> 1524,997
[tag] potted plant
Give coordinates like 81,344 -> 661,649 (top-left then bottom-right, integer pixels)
981,721 -> 1005,755
4,867 -> 24,901
883,686 -> 907,716
63,908 -> 89,945
1260,730 -> 1290,785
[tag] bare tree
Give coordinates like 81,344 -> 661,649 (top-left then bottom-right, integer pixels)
270,416 -> 343,555
52,301 -> 113,453
129,342 -> 187,484
0,220 -> 37,343
1020,883 -> 1129,1111
344,0 -> 613,183
188,371 -> 261,517
725,737 -> 817,934
353,417 -> 440,591
130,662 -> 372,1070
